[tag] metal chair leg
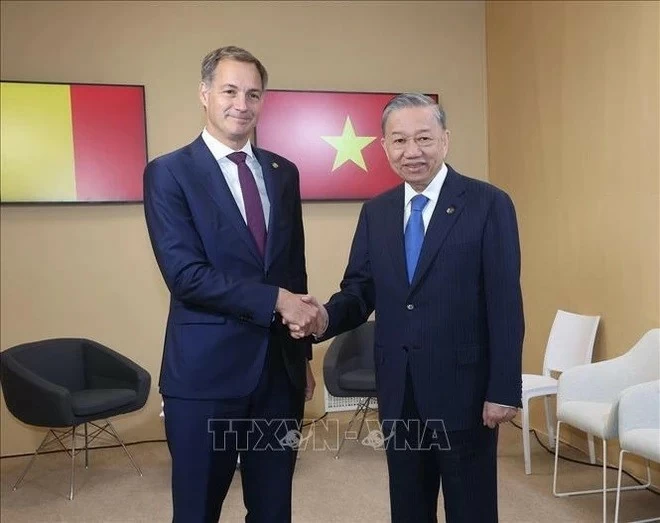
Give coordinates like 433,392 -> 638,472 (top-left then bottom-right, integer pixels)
69,425 -> 76,500
84,423 -> 89,469
553,422 -> 652,523
105,420 -> 142,476
355,397 -> 372,441
522,395 -> 532,474
335,397 -> 372,459
615,449 -> 625,523
12,431 -> 54,491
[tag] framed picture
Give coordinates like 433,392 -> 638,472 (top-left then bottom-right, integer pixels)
256,90 -> 438,201
0,81 -> 147,203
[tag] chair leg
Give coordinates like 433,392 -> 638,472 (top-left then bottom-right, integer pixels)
84,422 -> 89,469
69,425 -> 77,501
553,426 -> 649,503
543,395 -> 556,448
522,396 -> 532,474
552,420 -> 562,496
614,449 -> 625,523
588,434 -> 596,464
104,420 -> 142,476
602,439 -> 607,523
12,431 -> 54,491
335,397 -> 370,460
355,397 -> 372,441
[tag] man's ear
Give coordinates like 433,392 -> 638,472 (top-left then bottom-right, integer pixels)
199,82 -> 209,108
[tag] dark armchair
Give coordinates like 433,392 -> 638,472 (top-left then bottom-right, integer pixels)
0,338 -> 151,499
323,321 -> 377,458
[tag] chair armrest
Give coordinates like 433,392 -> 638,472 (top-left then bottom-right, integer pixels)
618,380 -> 660,434
83,340 -> 151,399
558,353 -> 633,405
0,353 -> 75,427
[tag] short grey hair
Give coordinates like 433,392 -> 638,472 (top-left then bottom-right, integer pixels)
200,46 -> 268,89
381,93 -> 446,134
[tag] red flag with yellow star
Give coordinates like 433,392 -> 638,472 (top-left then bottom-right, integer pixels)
256,90 -> 403,200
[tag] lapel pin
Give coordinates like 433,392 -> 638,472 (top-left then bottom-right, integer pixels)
272,162 -> 279,169
446,206 -> 455,214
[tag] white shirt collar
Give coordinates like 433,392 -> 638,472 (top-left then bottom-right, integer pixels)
404,163 -> 448,207
201,128 -> 255,161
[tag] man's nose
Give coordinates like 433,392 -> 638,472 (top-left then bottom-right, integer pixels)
403,140 -> 422,157
233,93 -> 248,111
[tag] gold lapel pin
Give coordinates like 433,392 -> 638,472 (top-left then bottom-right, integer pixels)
446,206 -> 455,214
272,162 -> 279,169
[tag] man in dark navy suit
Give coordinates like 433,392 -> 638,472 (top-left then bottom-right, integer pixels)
294,93 -> 524,522
144,46 -> 318,523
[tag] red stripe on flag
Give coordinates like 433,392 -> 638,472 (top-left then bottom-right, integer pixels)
70,85 -> 146,201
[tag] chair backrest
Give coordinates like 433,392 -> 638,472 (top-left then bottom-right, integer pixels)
619,328 -> 660,385
2,339 -> 87,392
323,321 -> 375,397
346,321 -> 376,371
543,309 -> 600,374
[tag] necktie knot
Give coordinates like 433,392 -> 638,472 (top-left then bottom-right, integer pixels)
411,194 -> 429,213
227,151 -> 248,165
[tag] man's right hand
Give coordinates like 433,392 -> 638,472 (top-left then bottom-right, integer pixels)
275,289 -> 319,337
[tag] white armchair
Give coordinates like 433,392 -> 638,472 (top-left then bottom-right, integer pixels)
614,380 -> 660,523
552,328 -> 660,523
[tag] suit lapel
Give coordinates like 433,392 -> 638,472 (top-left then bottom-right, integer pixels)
384,185 -> 409,289
253,148 -> 282,271
408,168 -> 466,294
189,136 -> 263,265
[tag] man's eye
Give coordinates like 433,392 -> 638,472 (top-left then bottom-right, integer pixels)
223,89 -> 236,95
393,138 -> 405,144
249,93 -> 261,100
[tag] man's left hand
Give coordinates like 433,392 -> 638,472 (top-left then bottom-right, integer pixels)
482,401 -> 517,429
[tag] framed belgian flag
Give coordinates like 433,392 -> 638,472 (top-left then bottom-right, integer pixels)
0,81 -> 147,203
256,90 -> 438,201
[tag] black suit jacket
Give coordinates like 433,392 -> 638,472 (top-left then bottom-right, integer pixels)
322,166 -> 524,431
144,135 -> 311,399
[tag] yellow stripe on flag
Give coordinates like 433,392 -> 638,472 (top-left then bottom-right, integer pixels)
1,83 -> 76,202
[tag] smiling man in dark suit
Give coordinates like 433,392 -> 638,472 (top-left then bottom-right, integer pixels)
294,93 -> 524,522
144,46 -> 319,523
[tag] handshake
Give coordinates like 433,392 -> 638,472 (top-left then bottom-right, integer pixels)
276,289 -> 328,339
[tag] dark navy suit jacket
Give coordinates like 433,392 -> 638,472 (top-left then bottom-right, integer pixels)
322,166 -> 524,431
144,135 -> 310,400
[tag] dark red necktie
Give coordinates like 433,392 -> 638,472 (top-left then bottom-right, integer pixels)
227,152 -> 267,257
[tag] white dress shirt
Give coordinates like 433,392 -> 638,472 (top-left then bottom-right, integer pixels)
201,128 -> 270,230
403,163 -> 448,232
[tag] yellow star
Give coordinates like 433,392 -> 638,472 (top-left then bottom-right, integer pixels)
321,116 -> 376,171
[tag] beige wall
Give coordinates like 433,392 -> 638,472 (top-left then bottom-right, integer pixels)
0,1 -> 488,455
486,0 -> 659,481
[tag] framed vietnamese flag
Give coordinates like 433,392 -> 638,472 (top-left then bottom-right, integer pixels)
0,81 -> 147,203
256,90 -> 438,201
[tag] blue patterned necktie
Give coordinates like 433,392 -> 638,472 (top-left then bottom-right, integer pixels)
227,151 -> 267,257
405,194 -> 429,283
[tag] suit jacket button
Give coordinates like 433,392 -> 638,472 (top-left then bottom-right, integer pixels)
406,304 -> 414,310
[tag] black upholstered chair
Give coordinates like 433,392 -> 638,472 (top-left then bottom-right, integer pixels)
323,321 -> 377,458
0,338 -> 151,499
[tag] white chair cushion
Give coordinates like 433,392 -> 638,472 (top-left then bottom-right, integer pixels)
558,401 -> 616,439
620,428 -> 660,463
